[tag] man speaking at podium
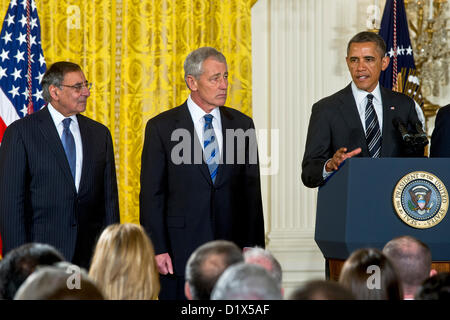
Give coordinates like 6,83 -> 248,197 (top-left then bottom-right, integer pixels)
301,31 -> 423,188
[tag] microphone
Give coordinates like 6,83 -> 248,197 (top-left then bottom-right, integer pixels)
413,121 -> 429,146
393,118 -> 412,143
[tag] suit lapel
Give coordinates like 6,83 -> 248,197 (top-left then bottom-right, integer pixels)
216,106 -> 234,186
37,107 -> 77,192
337,84 -> 369,155
76,114 -> 91,194
175,103 -> 212,185
380,86 -> 395,157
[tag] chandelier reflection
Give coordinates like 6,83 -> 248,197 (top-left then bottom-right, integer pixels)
404,0 -> 450,99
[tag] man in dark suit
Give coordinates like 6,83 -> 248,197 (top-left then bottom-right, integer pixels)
302,31 -> 423,188
0,62 -> 120,269
140,47 -> 265,300
430,104 -> 450,157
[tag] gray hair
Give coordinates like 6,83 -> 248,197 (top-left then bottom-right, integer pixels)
243,247 -> 282,285
41,61 -> 82,103
210,263 -> 282,300
184,47 -> 227,81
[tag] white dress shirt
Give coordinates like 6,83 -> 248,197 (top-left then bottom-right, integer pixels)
351,81 -> 383,132
47,103 -> 83,191
187,95 -> 223,155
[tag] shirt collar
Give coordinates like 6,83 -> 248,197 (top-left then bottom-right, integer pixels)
47,103 -> 78,126
187,95 -> 220,123
351,81 -> 382,106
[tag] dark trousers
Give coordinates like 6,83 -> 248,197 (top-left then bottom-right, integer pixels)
159,274 -> 187,300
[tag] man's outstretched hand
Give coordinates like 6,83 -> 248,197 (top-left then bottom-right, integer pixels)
325,147 -> 362,172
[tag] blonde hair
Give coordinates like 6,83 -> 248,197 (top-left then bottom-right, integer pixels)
89,223 -> 160,300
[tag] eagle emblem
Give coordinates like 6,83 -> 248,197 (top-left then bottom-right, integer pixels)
408,186 -> 433,215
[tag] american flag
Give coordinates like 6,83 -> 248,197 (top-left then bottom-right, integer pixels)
0,0 -> 46,143
378,0 -> 423,106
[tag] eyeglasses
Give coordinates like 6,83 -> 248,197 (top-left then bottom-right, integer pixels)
60,81 -> 93,92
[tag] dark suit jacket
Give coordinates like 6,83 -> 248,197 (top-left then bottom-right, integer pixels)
430,105 -> 450,157
139,101 -> 265,277
0,107 -> 120,268
302,83 -> 422,188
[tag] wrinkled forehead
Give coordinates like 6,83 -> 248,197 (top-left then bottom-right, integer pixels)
63,70 -> 87,83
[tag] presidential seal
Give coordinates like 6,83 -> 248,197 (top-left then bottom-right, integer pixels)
393,171 -> 448,229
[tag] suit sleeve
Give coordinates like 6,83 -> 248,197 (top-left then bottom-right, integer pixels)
301,102 -> 332,188
103,128 -> 120,225
0,124 -> 28,254
430,106 -> 450,157
139,119 -> 169,254
244,119 -> 265,248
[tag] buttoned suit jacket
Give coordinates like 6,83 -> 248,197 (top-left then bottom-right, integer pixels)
0,106 -> 120,268
301,83 -> 422,188
139,101 -> 265,276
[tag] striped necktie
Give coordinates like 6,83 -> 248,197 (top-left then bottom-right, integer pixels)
365,94 -> 382,158
203,114 -> 219,183
62,118 -> 76,180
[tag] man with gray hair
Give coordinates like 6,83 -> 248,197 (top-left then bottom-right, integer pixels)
383,235 -> 437,300
185,240 -> 243,300
211,262 -> 282,300
140,47 -> 265,300
0,61 -> 119,269
243,246 -> 283,295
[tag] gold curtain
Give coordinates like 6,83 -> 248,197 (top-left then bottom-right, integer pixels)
0,0 -> 255,224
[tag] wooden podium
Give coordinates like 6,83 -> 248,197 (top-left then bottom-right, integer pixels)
315,158 -> 450,281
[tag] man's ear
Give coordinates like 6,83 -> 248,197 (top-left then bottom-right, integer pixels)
381,55 -> 390,71
185,75 -> 197,92
184,281 -> 192,300
49,85 -> 59,101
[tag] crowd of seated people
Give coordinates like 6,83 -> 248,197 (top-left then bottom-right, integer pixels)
0,229 -> 448,300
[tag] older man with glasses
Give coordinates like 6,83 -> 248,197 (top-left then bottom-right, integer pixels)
0,61 -> 120,269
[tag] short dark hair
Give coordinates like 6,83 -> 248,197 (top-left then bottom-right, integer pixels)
347,31 -> 387,57
14,264 -> 104,300
415,272 -> 450,300
339,248 -> 403,300
185,240 -> 243,300
41,61 -> 82,103
288,280 -> 355,300
0,243 -> 65,299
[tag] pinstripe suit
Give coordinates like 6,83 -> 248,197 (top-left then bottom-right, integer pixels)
0,106 -> 119,268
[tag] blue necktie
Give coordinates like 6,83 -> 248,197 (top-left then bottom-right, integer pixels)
203,114 -> 219,183
365,94 -> 382,158
62,118 -> 76,180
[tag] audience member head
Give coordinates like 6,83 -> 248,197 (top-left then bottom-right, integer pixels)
383,235 -> 436,299
339,248 -> 403,300
185,240 -> 243,300
415,272 -> 450,300
210,262 -> 282,300
243,247 -> 282,284
288,279 -> 355,300
14,263 -> 103,300
0,243 -> 65,300
89,223 -> 160,300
